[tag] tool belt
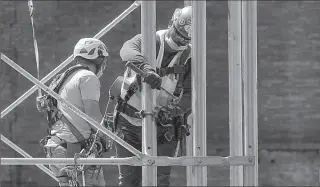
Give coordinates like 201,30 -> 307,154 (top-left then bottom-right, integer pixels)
40,135 -> 99,158
114,97 -> 190,144
115,97 -> 141,119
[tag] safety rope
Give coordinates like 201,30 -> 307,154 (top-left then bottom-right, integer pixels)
86,94 -> 115,156
28,0 -> 42,97
103,94 -> 116,149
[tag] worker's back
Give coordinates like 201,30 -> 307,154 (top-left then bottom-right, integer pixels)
51,68 -> 101,143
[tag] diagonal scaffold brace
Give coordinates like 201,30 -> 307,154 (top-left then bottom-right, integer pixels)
0,53 -> 146,161
1,0 -> 142,119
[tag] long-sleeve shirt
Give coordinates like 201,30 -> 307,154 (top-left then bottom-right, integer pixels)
120,33 -> 192,109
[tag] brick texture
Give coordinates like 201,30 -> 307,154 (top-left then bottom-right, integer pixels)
1,1 -> 320,186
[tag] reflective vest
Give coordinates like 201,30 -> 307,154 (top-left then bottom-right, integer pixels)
120,30 -> 191,126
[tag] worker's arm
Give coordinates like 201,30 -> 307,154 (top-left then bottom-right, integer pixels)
82,100 -> 103,130
120,34 -> 162,89
79,72 -> 105,137
120,34 -> 154,72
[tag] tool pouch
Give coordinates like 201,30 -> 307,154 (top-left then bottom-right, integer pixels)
39,136 -> 51,155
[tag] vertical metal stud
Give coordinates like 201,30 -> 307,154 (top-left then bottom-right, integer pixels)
141,1 -> 158,186
191,1 -> 207,186
242,1 -> 258,186
228,1 -> 244,186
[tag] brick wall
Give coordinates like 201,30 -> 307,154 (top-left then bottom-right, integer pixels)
1,1 -> 320,186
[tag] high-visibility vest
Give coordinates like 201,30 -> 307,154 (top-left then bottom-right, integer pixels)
119,29 -> 191,126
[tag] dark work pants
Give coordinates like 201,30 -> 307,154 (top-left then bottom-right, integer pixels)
115,115 -> 177,187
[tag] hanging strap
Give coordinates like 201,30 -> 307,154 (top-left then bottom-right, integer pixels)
174,45 -> 191,96
28,0 -> 42,97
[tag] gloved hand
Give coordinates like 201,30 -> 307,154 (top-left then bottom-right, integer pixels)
143,70 -> 162,89
36,95 -> 50,112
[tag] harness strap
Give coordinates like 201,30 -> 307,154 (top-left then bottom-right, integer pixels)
59,113 -> 85,142
53,66 -> 89,93
114,81 -> 141,130
116,98 -> 141,119
174,46 -> 191,96
47,65 -> 89,142
156,65 -> 185,77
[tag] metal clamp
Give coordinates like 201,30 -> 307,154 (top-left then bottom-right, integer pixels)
135,110 -> 155,119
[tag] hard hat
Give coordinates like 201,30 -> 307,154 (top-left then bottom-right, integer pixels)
73,38 -> 109,78
171,6 -> 192,40
73,38 -> 109,60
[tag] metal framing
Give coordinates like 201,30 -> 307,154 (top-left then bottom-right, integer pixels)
1,1 -> 258,186
228,0 -> 259,186
2,156 -> 252,166
184,1 -> 193,186
141,1 -> 158,186
242,1 -> 258,186
228,1 -> 244,186
190,1 -> 207,186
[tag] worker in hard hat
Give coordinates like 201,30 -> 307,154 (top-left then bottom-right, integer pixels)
36,38 -> 109,186
112,6 -> 193,187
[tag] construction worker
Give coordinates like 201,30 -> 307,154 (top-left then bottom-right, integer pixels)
36,38 -> 109,186
113,6 -> 192,187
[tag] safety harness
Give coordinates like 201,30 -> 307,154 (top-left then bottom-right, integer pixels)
115,44 -> 191,121
36,65 -> 88,142
113,47 -> 191,154
36,65 -> 105,186
156,44 -> 191,97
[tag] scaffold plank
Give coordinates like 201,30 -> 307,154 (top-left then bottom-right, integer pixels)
1,156 -> 254,166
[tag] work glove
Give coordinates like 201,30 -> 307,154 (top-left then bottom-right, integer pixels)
36,95 -> 50,112
143,70 -> 162,90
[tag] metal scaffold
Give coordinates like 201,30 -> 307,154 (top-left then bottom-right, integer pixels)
1,0 -> 258,186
